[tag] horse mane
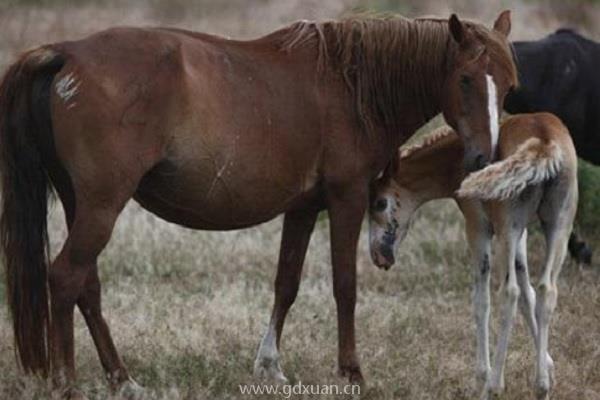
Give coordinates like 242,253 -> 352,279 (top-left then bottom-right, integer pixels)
278,15 -> 517,136
554,27 -> 579,36
399,125 -> 456,159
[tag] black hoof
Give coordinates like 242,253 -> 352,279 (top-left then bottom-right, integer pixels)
568,235 -> 592,265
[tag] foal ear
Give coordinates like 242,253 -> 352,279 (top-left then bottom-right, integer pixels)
449,14 -> 466,45
493,10 -> 512,37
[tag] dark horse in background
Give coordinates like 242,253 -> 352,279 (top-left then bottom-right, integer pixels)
505,28 -> 600,265
0,12 -> 516,399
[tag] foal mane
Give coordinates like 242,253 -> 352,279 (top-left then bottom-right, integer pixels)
399,125 -> 456,159
278,15 -> 516,136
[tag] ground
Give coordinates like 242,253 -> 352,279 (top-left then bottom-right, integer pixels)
1,1 -> 600,399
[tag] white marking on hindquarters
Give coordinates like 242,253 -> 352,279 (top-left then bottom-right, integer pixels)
486,74 -> 499,158
55,73 -> 81,104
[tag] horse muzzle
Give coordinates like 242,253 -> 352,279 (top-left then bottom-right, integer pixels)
371,244 -> 395,270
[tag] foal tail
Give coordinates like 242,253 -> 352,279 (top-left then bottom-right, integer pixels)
457,137 -> 564,201
0,47 -> 65,376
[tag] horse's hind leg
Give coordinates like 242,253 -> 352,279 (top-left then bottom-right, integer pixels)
49,179 -> 139,398
77,266 -> 142,396
515,230 -> 539,344
486,205 -> 526,398
254,209 -> 318,382
535,194 -> 575,400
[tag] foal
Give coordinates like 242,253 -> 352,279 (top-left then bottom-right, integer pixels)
369,113 -> 577,400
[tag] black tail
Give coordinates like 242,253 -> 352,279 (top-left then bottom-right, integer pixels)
0,47 -> 65,376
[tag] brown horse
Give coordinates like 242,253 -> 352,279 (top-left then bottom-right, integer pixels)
369,113 -> 577,399
0,12 -> 516,398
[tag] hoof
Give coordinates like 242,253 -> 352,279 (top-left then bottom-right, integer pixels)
481,381 -> 504,400
568,235 -> 592,265
476,368 -> 491,391
339,365 -> 364,384
113,379 -> 146,400
254,357 -> 288,383
535,374 -> 551,400
547,354 -> 555,387
535,387 -> 550,400
58,388 -> 89,400
488,388 -> 504,399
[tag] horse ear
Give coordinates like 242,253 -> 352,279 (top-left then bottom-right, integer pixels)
381,152 -> 400,180
449,14 -> 465,44
493,10 -> 511,37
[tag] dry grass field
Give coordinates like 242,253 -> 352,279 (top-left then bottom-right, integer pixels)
1,0 -> 600,399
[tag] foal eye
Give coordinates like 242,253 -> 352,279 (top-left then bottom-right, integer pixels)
374,198 -> 388,212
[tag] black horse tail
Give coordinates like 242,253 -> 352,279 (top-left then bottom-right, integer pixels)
0,46 -> 65,376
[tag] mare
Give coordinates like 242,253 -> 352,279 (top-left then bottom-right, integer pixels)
0,12 -> 516,398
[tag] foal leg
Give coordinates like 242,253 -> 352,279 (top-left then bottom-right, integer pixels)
486,221 -> 523,398
464,212 -> 493,389
535,224 -> 570,399
514,231 -> 556,376
515,231 -> 538,341
327,182 -> 368,383
254,209 -> 318,382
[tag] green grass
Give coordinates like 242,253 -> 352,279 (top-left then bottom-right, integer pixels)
576,158 -> 600,237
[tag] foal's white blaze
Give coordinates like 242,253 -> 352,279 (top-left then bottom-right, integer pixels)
486,74 -> 499,158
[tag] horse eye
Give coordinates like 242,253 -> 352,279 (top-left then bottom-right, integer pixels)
374,198 -> 388,212
460,75 -> 472,88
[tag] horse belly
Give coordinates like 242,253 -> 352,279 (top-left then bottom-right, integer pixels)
134,134 -> 320,230
132,33 -> 323,229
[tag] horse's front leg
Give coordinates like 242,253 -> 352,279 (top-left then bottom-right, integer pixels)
327,181 -> 368,383
254,209 -> 319,382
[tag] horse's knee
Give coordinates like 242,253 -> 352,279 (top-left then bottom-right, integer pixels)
333,283 -> 356,310
274,275 -> 300,309
505,282 -> 520,305
536,284 -> 557,315
332,268 -> 356,303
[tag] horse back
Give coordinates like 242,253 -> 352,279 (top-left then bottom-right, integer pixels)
48,27 -> 337,229
498,113 -> 577,171
506,30 -> 600,163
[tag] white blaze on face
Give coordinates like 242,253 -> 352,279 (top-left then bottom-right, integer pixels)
486,74 -> 499,158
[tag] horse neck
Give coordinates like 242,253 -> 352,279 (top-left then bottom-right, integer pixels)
395,136 -> 465,203
318,18 -> 454,141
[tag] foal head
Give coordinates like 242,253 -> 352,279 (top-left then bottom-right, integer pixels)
369,166 -> 421,269
441,11 -> 516,172
369,128 -> 463,269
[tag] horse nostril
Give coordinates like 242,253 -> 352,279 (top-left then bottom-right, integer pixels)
374,198 -> 388,212
379,245 -> 395,265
